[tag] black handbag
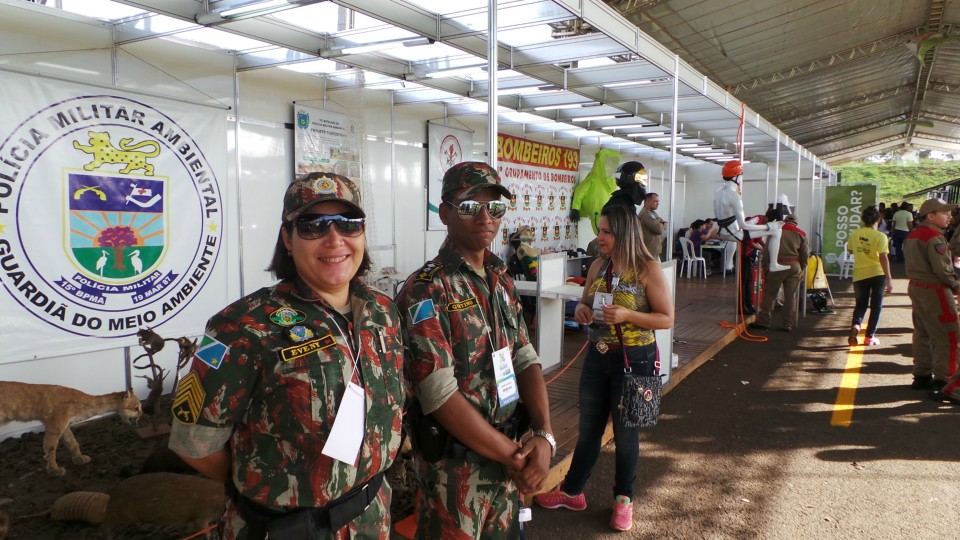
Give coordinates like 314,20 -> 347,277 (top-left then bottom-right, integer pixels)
605,262 -> 662,429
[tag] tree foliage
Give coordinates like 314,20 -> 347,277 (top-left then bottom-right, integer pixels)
835,161 -> 960,205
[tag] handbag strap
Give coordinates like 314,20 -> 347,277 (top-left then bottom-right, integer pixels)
605,261 -> 632,374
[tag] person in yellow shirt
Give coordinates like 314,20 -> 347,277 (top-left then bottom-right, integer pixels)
846,205 -> 894,346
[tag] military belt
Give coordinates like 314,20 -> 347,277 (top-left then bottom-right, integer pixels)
444,414 -> 525,464
228,472 -> 383,539
909,279 -> 946,289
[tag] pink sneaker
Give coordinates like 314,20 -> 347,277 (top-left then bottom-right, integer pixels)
609,495 -> 633,531
864,336 -> 880,346
533,487 -> 587,511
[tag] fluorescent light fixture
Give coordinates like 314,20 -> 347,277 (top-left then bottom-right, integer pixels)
602,80 -> 652,88
691,152 -> 724,157
572,115 -> 617,122
602,124 -> 649,131
533,102 -> 600,111
404,37 -> 433,47
628,131 -> 668,137
675,143 -> 704,148
647,137 -> 683,142
424,65 -> 486,78
220,0 -> 289,17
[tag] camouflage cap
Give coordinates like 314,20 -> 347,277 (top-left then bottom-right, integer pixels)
283,172 -> 364,221
918,198 -> 954,217
441,161 -> 512,201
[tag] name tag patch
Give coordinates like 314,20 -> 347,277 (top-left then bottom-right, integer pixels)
447,296 -> 478,312
278,333 -> 336,363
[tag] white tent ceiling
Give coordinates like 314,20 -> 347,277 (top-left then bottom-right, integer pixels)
25,0 -> 936,172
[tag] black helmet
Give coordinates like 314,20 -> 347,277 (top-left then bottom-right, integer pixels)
616,161 -> 647,189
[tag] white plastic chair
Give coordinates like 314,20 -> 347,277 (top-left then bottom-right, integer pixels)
838,251 -> 854,279
678,237 -> 707,279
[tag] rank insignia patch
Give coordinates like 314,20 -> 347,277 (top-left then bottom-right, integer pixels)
171,372 -> 204,425
279,333 -> 336,362
194,334 -> 228,370
416,261 -> 442,282
270,307 -> 307,327
446,296 -> 478,312
288,325 -> 314,343
408,299 -> 437,324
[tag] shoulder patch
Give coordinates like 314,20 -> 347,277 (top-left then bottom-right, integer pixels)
269,307 -> 307,327
936,243 -> 949,255
278,333 -> 336,362
416,261 -> 443,282
447,296 -> 479,312
171,372 -> 204,425
195,334 -> 228,370
408,299 -> 438,324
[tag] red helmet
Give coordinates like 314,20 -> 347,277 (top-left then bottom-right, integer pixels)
722,160 -> 744,178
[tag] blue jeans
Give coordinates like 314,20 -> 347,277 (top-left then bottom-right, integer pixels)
852,274 -> 886,337
892,230 -> 908,262
561,341 -> 658,499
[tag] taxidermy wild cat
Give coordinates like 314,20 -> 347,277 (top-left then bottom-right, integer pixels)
0,382 -> 143,476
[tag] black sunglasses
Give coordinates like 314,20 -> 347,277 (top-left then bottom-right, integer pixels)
444,199 -> 508,219
294,214 -> 365,239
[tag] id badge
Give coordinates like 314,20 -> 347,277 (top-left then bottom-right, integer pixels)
492,347 -> 520,407
592,292 -> 613,324
321,381 -> 366,465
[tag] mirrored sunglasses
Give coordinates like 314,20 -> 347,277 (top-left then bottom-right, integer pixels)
446,199 -> 508,219
294,214 -> 365,239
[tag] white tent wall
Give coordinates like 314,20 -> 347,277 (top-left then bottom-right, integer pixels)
0,5 -> 241,440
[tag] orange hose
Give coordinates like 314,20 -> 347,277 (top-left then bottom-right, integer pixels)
545,340 -> 588,385
181,523 -> 217,540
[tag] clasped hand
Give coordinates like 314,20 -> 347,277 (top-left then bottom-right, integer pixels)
508,437 -> 551,493
575,302 -> 629,325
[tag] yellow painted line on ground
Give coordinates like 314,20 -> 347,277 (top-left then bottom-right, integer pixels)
831,340 -> 864,427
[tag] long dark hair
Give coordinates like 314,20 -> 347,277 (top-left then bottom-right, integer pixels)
266,225 -> 373,281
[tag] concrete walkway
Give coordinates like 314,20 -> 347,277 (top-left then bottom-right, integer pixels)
526,269 -> 960,539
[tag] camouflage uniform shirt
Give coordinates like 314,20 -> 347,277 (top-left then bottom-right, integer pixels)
395,238 -> 539,484
168,278 -> 405,539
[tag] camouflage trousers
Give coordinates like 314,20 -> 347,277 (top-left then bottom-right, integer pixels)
217,478 -> 392,540
415,459 -> 520,540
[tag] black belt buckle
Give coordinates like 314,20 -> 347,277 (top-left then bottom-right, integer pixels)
449,441 -> 487,465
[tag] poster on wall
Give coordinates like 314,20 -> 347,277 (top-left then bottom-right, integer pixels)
821,184 -> 877,274
494,133 -> 580,260
0,71 -> 228,363
293,103 -> 361,180
427,123 -> 474,231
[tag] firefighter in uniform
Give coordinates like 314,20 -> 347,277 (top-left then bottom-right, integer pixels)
169,172 -> 405,539
903,198 -> 960,404
749,214 -> 809,332
396,162 -> 554,539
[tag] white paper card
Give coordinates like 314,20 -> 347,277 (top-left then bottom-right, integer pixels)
492,346 -> 519,407
321,381 -> 366,465
592,292 -> 613,324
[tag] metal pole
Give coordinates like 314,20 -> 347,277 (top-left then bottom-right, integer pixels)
667,55 -> 680,261
487,0 -> 498,167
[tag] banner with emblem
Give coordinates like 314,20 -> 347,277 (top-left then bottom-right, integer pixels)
821,184 -> 877,274
494,133 -> 580,260
428,123 -> 474,231
0,70 -> 228,363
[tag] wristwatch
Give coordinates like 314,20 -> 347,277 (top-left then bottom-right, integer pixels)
532,429 -> 557,458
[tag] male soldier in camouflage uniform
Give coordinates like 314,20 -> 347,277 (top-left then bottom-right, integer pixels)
749,214 -> 809,332
396,162 -> 554,539
904,198 -> 960,405
638,192 -> 666,261
169,172 -> 405,539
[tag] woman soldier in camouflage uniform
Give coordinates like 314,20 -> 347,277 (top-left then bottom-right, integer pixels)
169,172 -> 405,540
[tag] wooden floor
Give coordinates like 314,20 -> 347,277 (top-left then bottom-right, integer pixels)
533,272 -> 750,493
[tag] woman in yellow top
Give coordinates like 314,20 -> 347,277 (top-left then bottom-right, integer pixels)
533,205 -> 674,532
847,205 -> 894,346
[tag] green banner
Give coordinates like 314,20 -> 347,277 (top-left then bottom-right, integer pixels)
822,184 -> 877,274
